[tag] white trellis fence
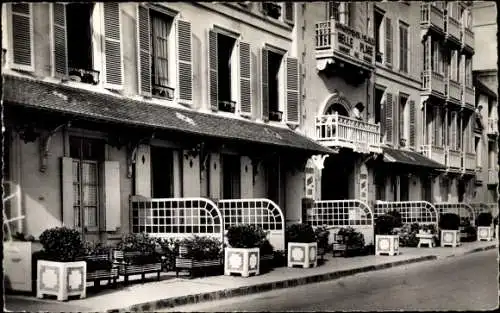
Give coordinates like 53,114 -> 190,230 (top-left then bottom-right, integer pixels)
434,202 -> 476,225
218,199 -> 285,251
306,200 -> 375,246
130,196 -> 224,242
373,201 -> 439,228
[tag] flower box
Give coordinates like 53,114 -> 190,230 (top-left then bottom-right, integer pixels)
175,258 -> 223,278
37,260 -> 86,301
332,243 -> 364,257
375,235 -> 399,256
477,226 -> 493,241
218,100 -> 236,113
269,110 -> 283,122
224,247 -> 260,277
3,241 -> 43,292
440,230 -> 461,247
113,250 -> 162,284
287,242 -> 317,268
68,67 -> 100,85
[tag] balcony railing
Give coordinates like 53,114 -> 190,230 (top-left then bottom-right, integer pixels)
315,113 -> 381,153
420,145 -> 446,165
446,148 -> 462,169
462,152 -> 476,172
463,85 -> 475,107
462,27 -> 474,51
445,77 -> 462,102
488,168 -> 499,185
445,16 -> 461,42
315,19 -> 375,67
422,70 -> 445,95
487,118 -> 498,135
420,2 -> 445,31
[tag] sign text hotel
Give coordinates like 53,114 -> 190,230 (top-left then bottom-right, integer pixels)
335,22 -> 375,64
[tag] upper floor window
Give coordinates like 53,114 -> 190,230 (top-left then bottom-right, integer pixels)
66,3 -> 94,76
374,10 -> 384,63
216,32 -> 237,113
450,50 -> 458,81
447,2 -> 460,20
267,49 -> 285,121
465,57 -> 472,87
150,11 -> 174,99
431,39 -> 443,75
262,2 -> 294,24
328,2 -> 350,26
398,93 -> 408,145
398,22 -> 408,73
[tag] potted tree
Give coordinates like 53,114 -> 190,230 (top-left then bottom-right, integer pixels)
114,233 -> 162,284
3,232 -> 42,293
36,227 -> 87,301
375,211 -> 401,256
333,227 -> 365,257
439,213 -> 461,247
175,235 -> 223,278
286,223 -> 318,268
224,225 -> 265,277
476,212 -> 494,241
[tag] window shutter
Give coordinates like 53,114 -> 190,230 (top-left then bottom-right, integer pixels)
51,3 -> 67,77
239,41 -> 251,116
451,112 -> 457,149
284,3 -> 294,24
102,161 -> 121,231
11,3 -> 34,71
177,20 -> 193,104
137,5 -> 151,97
209,30 -> 218,111
135,144 -> 151,197
261,48 -> 269,122
103,3 -> 123,89
61,157 -> 74,228
409,100 -> 416,147
385,93 -> 393,144
286,57 -> 300,124
384,17 -> 392,66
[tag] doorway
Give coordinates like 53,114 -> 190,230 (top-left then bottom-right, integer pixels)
321,153 -> 353,200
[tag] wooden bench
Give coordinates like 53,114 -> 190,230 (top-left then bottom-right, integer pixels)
113,251 -> 162,284
174,246 -> 222,278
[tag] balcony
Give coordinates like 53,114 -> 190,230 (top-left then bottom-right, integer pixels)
445,77 -> 462,104
487,118 -> 499,136
420,2 -> 445,34
445,16 -> 461,45
461,27 -> 474,53
315,113 -> 382,154
488,168 -> 499,185
315,19 -> 375,75
463,85 -> 475,109
462,152 -> 476,172
422,70 -> 445,97
446,148 -> 462,170
420,145 -> 446,165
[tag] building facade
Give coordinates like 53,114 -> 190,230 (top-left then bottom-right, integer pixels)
2,2 -> 332,242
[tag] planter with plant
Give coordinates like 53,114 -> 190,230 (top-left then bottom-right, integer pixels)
224,225 -> 265,277
375,211 -> 401,256
286,223 -> 318,268
333,227 -> 365,257
36,227 -> 87,301
315,226 -> 330,260
114,233 -> 162,284
476,212 -> 494,241
3,232 -> 42,293
79,241 -> 118,287
175,236 -> 223,278
439,213 -> 461,247
156,238 -> 181,272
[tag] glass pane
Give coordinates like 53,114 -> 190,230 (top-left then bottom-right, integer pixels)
72,161 -> 80,182
83,185 -> 97,206
82,162 -> 97,183
84,206 -> 97,227
73,183 -> 80,206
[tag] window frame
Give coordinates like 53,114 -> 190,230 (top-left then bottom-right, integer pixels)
374,8 -> 385,62
398,21 -> 409,74
264,44 -> 287,121
398,92 -> 409,144
8,3 -> 35,72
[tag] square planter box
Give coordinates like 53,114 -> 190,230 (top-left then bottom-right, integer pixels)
440,230 -> 461,247
224,247 -> 260,277
477,226 -> 493,241
37,260 -> 86,301
3,241 -> 43,292
375,235 -> 399,256
288,242 -> 317,268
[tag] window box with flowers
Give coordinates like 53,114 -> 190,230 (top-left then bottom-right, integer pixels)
286,223 -> 318,268
174,236 -> 223,278
375,210 -> 402,256
476,212 -> 494,241
225,225 -> 265,277
332,227 -> 365,257
439,213 -> 461,247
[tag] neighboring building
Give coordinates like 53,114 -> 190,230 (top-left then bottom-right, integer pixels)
1,2 -> 332,241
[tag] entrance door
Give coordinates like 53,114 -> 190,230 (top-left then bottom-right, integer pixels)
222,154 -> 241,199
151,146 -> 174,198
458,179 -> 465,202
400,175 -> 409,201
321,153 -> 351,200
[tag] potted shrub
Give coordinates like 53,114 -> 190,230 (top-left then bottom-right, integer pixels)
286,223 -> 318,268
374,212 -> 401,256
224,225 -> 265,277
36,227 -> 87,301
114,233 -> 162,284
80,241 -> 118,288
439,213 -> 461,247
476,212 -> 494,241
156,238 -> 180,272
333,227 -> 365,257
3,232 -> 42,293
175,236 -> 223,278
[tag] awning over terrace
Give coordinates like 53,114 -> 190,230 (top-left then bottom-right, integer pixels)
381,147 -> 446,170
3,74 -> 333,155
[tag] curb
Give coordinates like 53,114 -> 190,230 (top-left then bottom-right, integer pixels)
107,255 -> 438,312
443,244 -> 497,258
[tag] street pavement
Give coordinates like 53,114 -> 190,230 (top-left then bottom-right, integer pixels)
162,249 -> 499,312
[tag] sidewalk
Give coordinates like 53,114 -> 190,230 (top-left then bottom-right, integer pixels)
5,241 -> 497,313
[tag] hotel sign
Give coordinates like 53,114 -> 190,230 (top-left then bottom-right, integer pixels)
334,22 -> 375,65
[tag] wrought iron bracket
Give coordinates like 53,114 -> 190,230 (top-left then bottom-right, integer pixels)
39,121 -> 71,173
311,154 -> 329,171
